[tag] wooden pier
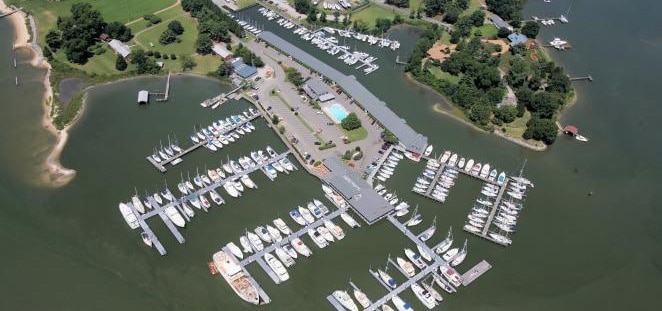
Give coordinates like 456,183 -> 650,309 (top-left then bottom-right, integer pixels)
146,111 -> 262,172
570,75 -> 593,82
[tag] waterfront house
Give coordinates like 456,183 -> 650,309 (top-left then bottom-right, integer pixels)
303,78 -> 335,102
212,44 -> 233,60
108,39 -> 131,58
507,32 -> 529,47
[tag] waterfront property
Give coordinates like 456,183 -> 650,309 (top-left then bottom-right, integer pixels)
231,57 -> 258,80
302,78 -> 335,102
256,31 -> 429,155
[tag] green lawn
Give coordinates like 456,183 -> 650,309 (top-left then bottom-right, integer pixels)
429,66 -> 461,84
8,0 -> 176,46
133,10 -> 198,55
53,47 -> 119,76
410,0 -> 424,11
461,0 -> 485,16
475,23 -> 498,38
352,4 -> 397,27
339,126 -> 368,142
127,5 -> 184,34
236,0 -> 258,9
501,110 -> 531,140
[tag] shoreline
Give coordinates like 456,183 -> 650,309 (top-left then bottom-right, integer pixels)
1,1 -> 76,187
404,73 -> 549,152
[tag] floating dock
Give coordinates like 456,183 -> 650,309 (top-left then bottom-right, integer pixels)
463,179 -> 519,247
461,260 -> 491,286
146,111 -> 262,172
129,150 -> 292,254
200,85 -> 243,108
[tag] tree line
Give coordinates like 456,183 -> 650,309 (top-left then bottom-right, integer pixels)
181,0 -> 244,55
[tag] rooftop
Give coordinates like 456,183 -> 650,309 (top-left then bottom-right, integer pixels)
321,158 -> 392,225
212,44 -> 233,58
231,57 -> 257,79
507,33 -> 529,46
257,31 -> 428,154
108,39 -> 130,58
490,14 -> 513,30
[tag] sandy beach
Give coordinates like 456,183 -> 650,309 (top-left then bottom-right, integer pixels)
1,1 -> 76,187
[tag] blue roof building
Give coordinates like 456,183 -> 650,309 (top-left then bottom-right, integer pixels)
507,32 -> 529,47
231,57 -> 257,79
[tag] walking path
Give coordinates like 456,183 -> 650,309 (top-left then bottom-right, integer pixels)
125,0 -> 181,26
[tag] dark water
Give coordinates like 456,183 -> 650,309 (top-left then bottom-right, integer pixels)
1,0 -> 661,310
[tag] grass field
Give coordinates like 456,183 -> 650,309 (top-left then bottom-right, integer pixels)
133,10 -> 198,55
429,66 -> 461,84
410,0 -> 424,11
501,110 -> 531,140
475,23 -> 498,38
352,4 -> 398,27
127,5 -> 184,34
340,126 -> 368,142
236,0 -> 258,9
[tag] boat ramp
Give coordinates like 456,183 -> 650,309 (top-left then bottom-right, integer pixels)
128,150 -> 292,255
146,111 -> 262,172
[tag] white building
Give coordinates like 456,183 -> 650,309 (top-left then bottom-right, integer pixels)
108,39 -> 131,58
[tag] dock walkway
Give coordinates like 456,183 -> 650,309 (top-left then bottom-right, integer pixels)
461,260 -> 492,286
366,145 -> 394,187
461,179 -> 511,246
146,111 -> 262,172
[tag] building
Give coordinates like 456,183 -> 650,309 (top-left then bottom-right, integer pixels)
490,14 -> 513,31
258,31 -> 428,155
137,90 -> 149,104
212,43 -> 233,60
108,39 -> 131,58
302,78 -> 335,102
321,158 -> 393,225
507,32 -> 529,47
231,57 -> 257,79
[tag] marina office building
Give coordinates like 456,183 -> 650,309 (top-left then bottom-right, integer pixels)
257,31 -> 428,155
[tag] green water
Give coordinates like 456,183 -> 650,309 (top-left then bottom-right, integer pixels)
1,0 -> 661,309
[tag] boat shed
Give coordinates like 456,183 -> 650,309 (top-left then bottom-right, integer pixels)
507,33 -> 529,47
108,39 -> 131,58
322,158 -> 393,225
490,14 -> 513,31
257,31 -> 428,155
137,90 -> 149,104
303,78 -> 335,102
231,57 -> 258,79
563,125 -> 578,135
212,43 -> 233,60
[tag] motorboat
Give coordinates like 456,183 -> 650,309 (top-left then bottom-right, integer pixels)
279,158 -> 295,171
382,304 -> 395,311
199,193 -> 211,209
411,283 -> 436,309
391,295 -> 414,311
240,174 -> 256,189
395,208 -> 410,217
448,153 -> 458,167
417,244 -> 433,262
465,159 -> 474,172
471,163 -> 482,176
273,218 -> 292,235
239,236 -> 253,254
307,202 -> 324,218
189,196 -> 201,209
307,229 -> 328,248
317,226 -> 335,243
275,247 -> 295,267
223,182 -> 240,198
289,209 -> 307,226
291,237 -> 313,257
439,151 -> 451,163
457,157 -> 466,169
209,189 -> 224,205
432,272 -> 456,293
283,244 -> 298,259
423,145 -> 433,156
118,203 -> 139,229
378,269 -> 397,289
396,257 -> 416,277
164,206 -> 186,228
440,265 -> 463,287
422,281 -> 443,303
332,290 -> 359,311
226,242 -> 243,259
480,164 -> 491,178
404,248 -> 427,269
247,231 -> 264,251
324,220 -> 345,240
353,287 -> 371,308
340,212 -> 361,228
181,202 -> 195,218
497,172 -> 507,185
141,231 -> 152,247
211,251 -> 260,305
255,226 -> 272,243
298,206 -> 316,224
264,253 -> 289,282
266,225 -> 283,242
272,161 -> 285,173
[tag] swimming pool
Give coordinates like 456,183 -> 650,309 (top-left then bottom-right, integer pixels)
323,103 -> 350,123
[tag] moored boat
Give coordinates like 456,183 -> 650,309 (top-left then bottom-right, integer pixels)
212,251 -> 260,305
118,203 -> 139,229
332,290 -> 359,311
264,252 -> 290,282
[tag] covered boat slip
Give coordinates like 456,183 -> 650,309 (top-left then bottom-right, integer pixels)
257,31 -> 428,155
321,158 -> 393,224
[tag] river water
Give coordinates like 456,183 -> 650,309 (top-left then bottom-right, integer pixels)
0,0 -> 660,310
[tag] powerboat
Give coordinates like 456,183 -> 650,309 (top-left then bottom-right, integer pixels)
273,218 -> 292,235
275,247 -> 295,268
164,206 -> 186,228
223,182 -> 240,198
353,287 -> 371,309
264,253 -> 289,282
404,248 -> 427,269
317,226 -> 335,243
240,174 -> 256,189
247,231 -> 264,251
340,212 -> 361,228
141,231 -> 152,247
209,189 -> 224,205
298,206 -> 316,224
417,244 -> 432,262
226,242 -> 243,259
332,290 -> 359,311
308,229 -> 328,248
432,272 -> 456,293
239,236 -> 253,254
440,265 -> 462,287
118,203 -> 139,229
291,237 -> 313,257
391,295 -> 414,311
255,226 -> 272,243
266,225 -> 283,242
411,283 -> 436,309
396,257 -> 416,277
423,145 -> 433,156
211,251 -> 260,305
324,220 -> 345,240
422,281 -> 443,303
289,209 -> 307,226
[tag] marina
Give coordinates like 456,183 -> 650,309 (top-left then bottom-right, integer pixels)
146,108 -> 262,172
199,85 -> 243,109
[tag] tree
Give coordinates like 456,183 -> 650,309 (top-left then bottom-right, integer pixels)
320,12 -> 327,23
383,129 -> 398,144
374,18 -> 392,34
115,55 -> 127,71
485,0 -> 523,20
180,54 -> 197,71
341,112 -> 361,131
530,91 -> 562,118
546,67 -> 572,94
393,14 -> 404,24
307,11 -> 317,23
469,10 -> 485,27
520,21 -> 540,39
213,61 -> 233,77
333,11 -> 340,23
424,0 -> 450,17
494,105 -> 517,123
525,117 -> 558,144
285,68 -> 304,87
506,57 -> 530,88
442,5 -> 462,24
130,49 -> 160,74
105,21 -> 133,42
168,20 -> 185,35
143,14 -> 162,25
159,29 -> 177,45
195,33 -> 213,54
294,0 -> 313,14
497,27 -> 512,38
386,0 -> 409,8
469,104 -> 492,125
45,30 -> 63,50
63,38 -> 90,64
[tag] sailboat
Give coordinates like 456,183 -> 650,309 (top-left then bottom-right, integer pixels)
419,217 -> 436,241
131,188 -> 146,213
450,239 -> 468,267
405,206 -> 422,227
422,279 -> 443,302
435,226 -> 453,254
377,269 -> 397,289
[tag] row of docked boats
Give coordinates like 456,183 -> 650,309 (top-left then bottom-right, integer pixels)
237,20 -> 262,35
413,158 -> 459,203
373,150 -> 404,182
321,26 -> 401,50
149,136 -> 183,164
463,177 -> 532,246
374,183 -> 411,217
436,150 -> 508,185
